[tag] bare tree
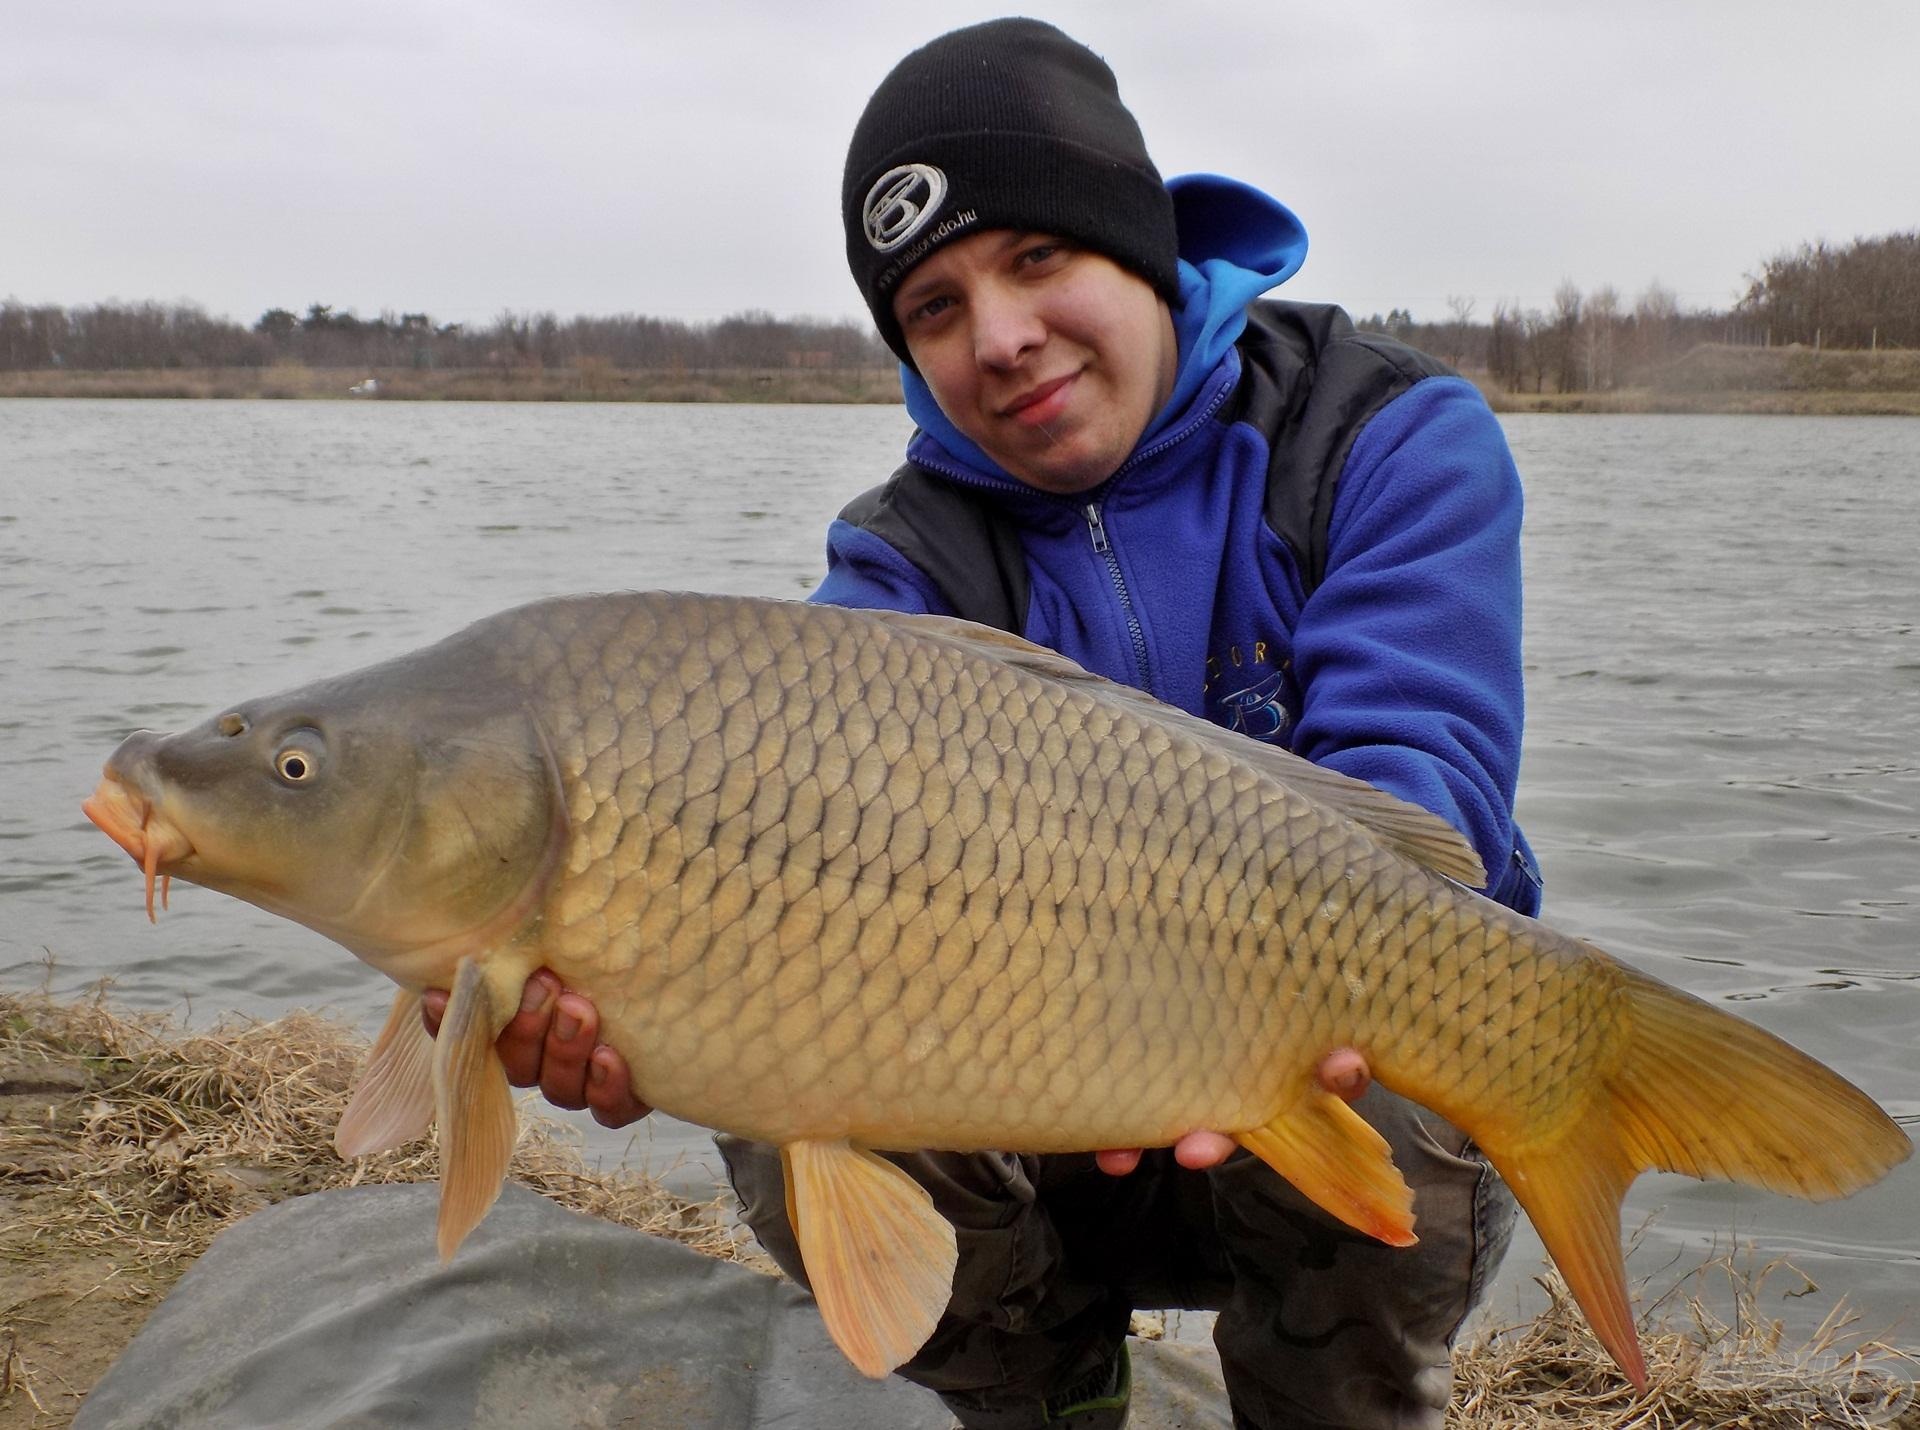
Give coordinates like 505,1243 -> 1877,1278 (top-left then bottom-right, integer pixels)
1584,285 -> 1621,391
1631,281 -> 1679,374
1442,294 -> 1476,369
1549,282 -> 1583,392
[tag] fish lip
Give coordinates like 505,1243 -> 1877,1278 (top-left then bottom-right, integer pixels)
83,771 -> 196,919
83,774 -> 155,861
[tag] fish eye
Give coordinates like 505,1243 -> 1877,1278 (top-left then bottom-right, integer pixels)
274,746 -> 320,784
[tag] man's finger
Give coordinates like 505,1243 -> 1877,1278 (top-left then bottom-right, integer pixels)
495,971 -> 563,1087
585,1044 -> 653,1129
536,991 -> 598,1111
1094,1148 -> 1142,1176
1316,1047 -> 1371,1103
1172,1130 -> 1237,1169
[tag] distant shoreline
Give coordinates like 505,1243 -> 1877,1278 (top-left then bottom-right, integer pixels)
1474,383 -> 1920,416
0,364 -> 903,405
4,348 -> 1919,415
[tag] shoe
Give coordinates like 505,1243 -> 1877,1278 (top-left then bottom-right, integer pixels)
1043,1342 -> 1130,1428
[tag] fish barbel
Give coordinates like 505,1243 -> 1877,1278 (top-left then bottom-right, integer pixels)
82,591 -> 1910,1385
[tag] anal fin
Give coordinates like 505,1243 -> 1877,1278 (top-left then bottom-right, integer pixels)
336,987 -> 435,1158
433,956 -> 518,1260
1235,1087 -> 1418,1247
782,1140 -> 958,1378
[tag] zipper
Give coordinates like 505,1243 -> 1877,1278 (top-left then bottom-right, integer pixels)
1083,499 -> 1153,692
1084,501 -> 1111,553
904,367 -> 1240,697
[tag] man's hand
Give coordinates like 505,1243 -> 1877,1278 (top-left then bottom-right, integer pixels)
420,968 -> 652,1129
1093,1047 -> 1371,1175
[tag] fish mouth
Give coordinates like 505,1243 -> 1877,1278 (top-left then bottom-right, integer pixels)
83,774 -> 195,923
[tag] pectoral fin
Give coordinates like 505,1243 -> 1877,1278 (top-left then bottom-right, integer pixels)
781,1140 -> 958,1378
1235,1087 -> 1418,1247
336,988 -> 435,1158
433,956 -> 518,1260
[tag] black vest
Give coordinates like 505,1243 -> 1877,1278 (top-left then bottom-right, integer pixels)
835,301 -> 1456,632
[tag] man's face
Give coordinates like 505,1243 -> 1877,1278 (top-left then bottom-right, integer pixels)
891,230 -> 1178,495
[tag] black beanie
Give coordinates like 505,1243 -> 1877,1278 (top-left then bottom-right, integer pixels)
843,17 -> 1179,364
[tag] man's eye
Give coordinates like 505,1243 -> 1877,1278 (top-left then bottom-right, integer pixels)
1019,243 -> 1062,267
909,295 -> 953,324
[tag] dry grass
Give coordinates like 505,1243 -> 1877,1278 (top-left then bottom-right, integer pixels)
1474,380 -> 1920,417
2,986 -> 1914,1427
1451,1258 -> 1916,1427
0,983 -> 756,1427
1655,343 -> 1920,395
0,985 -> 746,1266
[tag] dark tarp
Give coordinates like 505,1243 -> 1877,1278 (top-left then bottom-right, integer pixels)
77,1183 -> 1232,1429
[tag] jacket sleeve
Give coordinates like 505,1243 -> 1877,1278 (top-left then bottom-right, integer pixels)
808,518 -> 954,615
1286,375 -> 1536,909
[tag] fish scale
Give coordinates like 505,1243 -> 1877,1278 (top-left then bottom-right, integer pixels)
497,594 -> 1635,1154
82,588 -> 1910,1385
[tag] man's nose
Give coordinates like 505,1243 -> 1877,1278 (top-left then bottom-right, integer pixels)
971,287 -> 1045,369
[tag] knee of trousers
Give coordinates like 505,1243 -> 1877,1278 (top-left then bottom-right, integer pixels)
715,1136 -> 1089,1330
1205,1091 -> 1519,1427
1313,1086 -> 1517,1299
715,1133 -> 809,1286
1211,1085 -> 1518,1322
1361,1087 -> 1518,1293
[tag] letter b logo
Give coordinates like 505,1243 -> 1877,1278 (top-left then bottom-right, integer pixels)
863,164 -> 948,253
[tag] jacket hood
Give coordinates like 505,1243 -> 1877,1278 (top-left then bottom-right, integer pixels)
901,173 -> 1308,485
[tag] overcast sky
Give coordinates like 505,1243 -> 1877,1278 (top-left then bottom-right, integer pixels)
7,0 -> 1917,331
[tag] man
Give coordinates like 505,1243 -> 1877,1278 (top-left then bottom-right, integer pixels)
433,18 -> 1539,1428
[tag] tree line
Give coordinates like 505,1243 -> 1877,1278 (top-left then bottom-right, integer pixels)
1358,229 -> 1917,395
4,230 -> 1913,390
1354,284 -> 1736,395
1734,231 -> 1919,352
0,302 -> 894,374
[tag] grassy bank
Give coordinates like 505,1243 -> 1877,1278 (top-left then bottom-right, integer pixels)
1480,384 -> 1920,416
0,987 -> 756,1428
0,363 -> 902,404
1474,344 -> 1920,415
3,988 -> 1912,1427
7,346 -> 1920,413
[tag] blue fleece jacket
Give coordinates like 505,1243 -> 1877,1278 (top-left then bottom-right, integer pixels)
813,175 -> 1540,914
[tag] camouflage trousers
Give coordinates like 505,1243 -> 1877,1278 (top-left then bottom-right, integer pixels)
717,1086 -> 1517,1430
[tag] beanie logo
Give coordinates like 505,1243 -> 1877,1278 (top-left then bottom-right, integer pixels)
863,163 -> 948,253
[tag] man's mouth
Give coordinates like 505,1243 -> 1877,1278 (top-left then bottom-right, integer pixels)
1002,372 -> 1078,426
83,775 -> 194,922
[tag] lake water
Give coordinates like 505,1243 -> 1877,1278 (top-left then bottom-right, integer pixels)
3,399 -> 1916,1345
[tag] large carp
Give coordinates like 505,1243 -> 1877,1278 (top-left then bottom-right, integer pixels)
83,592 -> 1909,1386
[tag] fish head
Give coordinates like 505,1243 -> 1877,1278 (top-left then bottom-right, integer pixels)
83,656 -> 565,976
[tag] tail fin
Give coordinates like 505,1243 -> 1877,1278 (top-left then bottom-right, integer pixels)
1481,960 -> 1911,1390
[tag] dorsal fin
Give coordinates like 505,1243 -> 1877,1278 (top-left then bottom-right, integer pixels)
873,610 -> 1487,888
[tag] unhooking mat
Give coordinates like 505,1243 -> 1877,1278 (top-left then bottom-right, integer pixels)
76,1182 -> 1233,1429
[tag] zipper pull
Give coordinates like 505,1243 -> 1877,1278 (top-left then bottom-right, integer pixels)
1084,502 -> 1110,554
